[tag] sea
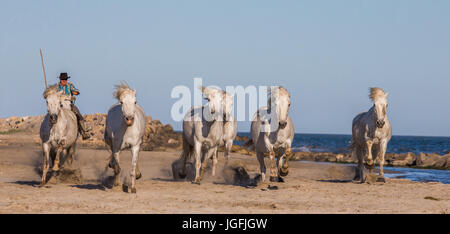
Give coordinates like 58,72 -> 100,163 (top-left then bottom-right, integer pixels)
235,133 -> 450,184
235,133 -> 450,155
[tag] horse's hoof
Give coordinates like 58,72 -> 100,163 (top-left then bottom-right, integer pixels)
136,172 -> 142,180
277,177 -> 285,183
130,188 -> 137,193
269,176 -> 278,182
279,168 -> 289,177
191,180 -> 201,185
40,182 -> 46,187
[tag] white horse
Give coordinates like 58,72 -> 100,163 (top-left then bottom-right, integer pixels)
104,83 -> 146,193
209,91 -> 236,176
40,85 -> 79,186
246,86 -> 294,182
177,86 -> 234,184
351,87 -> 392,183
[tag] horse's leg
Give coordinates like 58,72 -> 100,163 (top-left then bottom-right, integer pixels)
211,148 -> 218,177
65,144 -> 75,167
135,163 -> 142,180
112,151 -> 121,187
279,147 -> 292,177
52,147 -> 63,173
129,145 -> 140,193
201,147 -> 217,179
178,138 -> 190,179
40,143 -> 51,186
256,150 -> 266,182
269,148 -> 278,182
199,150 -> 209,180
223,140 -> 232,168
192,141 -> 202,184
378,140 -> 388,182
364,140 -> 374,172
57,148 -> 66,170
371,143 -> 380,172
353,147 -> 365,183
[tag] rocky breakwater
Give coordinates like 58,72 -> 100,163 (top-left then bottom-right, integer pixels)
0,114 -> 182,151
291,151 -> 450,170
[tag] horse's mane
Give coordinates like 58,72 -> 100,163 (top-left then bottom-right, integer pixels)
369,87 -> 386,101
43,84 -> 59,98
113,82 -> 134,100
268,86 -> 290,99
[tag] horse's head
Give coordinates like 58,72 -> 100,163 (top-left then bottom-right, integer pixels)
201,86 -> 223,120
369,87 -> 389,128
222,91 -> 234,122
114,83 -> 137,126
43,85 -> 63,124
59,95 -> 73,110
268,86 -> 291,129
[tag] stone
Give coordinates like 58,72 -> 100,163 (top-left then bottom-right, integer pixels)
417,153 -> 442,168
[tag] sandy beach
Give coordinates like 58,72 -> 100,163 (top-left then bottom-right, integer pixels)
0,142 -> 448,214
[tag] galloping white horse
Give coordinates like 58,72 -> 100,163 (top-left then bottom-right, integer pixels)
246,86 -> 294,182
351,87 -> 392,183
40,85 -> 79,186
178,86 -> 234,184
104,83 -> 146,193
210,92 -> 236,176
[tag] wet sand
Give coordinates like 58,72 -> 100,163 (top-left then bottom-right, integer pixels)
0,144 -> 449,214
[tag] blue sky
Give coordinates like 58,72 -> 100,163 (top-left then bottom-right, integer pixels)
0,0 -> 449,136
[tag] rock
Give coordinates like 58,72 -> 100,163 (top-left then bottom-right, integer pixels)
336,154 -> 344,162
392,160 -> 408,167
417,153 -> 442,168
235,135 -> 248,142
230,145 -> 242,152
168,138 -> 178,144
236,148 -> 249,155
443,154 -> 450,170
404,152 -> 417,166
434,155 -> 448,168
327,155 -> 337,162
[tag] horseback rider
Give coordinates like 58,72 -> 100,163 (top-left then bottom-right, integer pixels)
57,72 -> 91,140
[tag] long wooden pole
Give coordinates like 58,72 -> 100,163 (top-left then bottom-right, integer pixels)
40,48 -> 48,88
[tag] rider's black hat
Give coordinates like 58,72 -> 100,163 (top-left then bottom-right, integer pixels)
58,72 -> 70,80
